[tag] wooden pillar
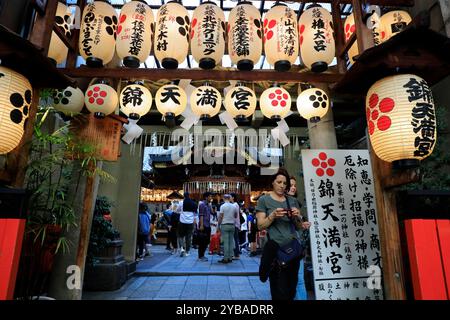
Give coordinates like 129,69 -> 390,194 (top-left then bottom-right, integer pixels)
331,0 -> 347,73
66,0 -> 86,68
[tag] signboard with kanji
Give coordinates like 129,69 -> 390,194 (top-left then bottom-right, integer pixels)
301,149 -> 384,300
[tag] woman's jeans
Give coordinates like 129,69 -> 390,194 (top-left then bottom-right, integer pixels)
294,259 -> 307,300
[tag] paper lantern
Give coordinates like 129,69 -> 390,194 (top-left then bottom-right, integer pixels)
343,13 -> 359,65
190,85 -> 222,120
260,87 -> 291,120
48,2 -> 71,65
79,1 -> 117,67
191,2 -> 225,70
298,4 -> 335,73
263,4 -> 298,72
0,66 -> 32,154
154,1 -> 190,69
224,86 -> 256,121
296,88 -> 329,122
380,10 -> 411,41
119,83 -> 152,120
155,84 -> 187,118
85,82 -> 118,118
228,2 -> 262,71
53,86 -> 84,116
368,11 -> 387,45
366,74 -> 437,167
116,0 -> 154,68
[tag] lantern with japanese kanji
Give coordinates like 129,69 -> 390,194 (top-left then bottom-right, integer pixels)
0,66 -> 32,154
116,0 -> 154,68
155,84 -> 187,118
263,3 -> 298,72
48,2 -> 71,65
366,74 -> 437,167
53,86 -> 84,116
154,1 -> 190,69
85,82 -> 118,118
79,1 -> 118,67
190,85 -> 222,120
191,2 -> 225,70
224,85 -> 257,121
380,10 -> 411,41
298,4 -> 335,73
119,83 -> 152,120
259,87 -> 291,121
296,88 -> 329,123
228,2 -> 262,71
368,11 -> 387,45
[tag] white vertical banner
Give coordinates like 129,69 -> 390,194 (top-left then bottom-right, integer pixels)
301,149 -> 384,300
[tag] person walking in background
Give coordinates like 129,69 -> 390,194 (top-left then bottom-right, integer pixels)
137,203 -> 151,261
169,203 -> 181,254
163,203 -> 173,251
230,193 -> 241,260
178,192 -> 197,257
247,207 -> 258,257
197,192 -> 213,261
217,194 -> 238,263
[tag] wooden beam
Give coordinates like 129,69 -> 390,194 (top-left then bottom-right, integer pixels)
53,25 -> 76,52
352,0 -> 375,53
340,33 -> 356,59
332,1 -> 347,73
29,0 -> 59,56
60,67 -> 344,83
382,168 -> 421,189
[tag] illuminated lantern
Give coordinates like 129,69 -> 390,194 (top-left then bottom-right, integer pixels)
85,82 -> 118,118
224,85 -> 256,121
368,11 -> 387,45
263,3 -> 298,72
380,10 -> 411,41
119,82 -> 152,120
343,13 -> 359,65
48,2 -> 71,65
53,86 -> 84,116
296,88 -> 329,122
228,2 -> 262,71
298,4 -> 335,73
260,87 -> 291,121
0,66 -> 32,154
155,84 -> 187,119
190,85 -> 222,120
116,0 -> 154,68
79,1 -> 118,67
366,74 -> 437,167
154,1 -> 190,69
191,2 -> 225,70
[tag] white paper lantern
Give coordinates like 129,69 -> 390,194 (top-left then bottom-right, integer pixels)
154,1 -> 190,69
119,83 -> 152,120
343,13 -> 359,65
380,10 -> 411,41
260,87 -> 291,120
53,86 -> 84,116
366,74 -> 437,166
228,2 -> 262,71
155,84 -> 187,118
48,2 -> 71,65
0,66 -> 32,154
190,85 -> 222,120
296,88 -> 329,122
298,4 -> 335,73
224,86 -> 256,120
116,0 -> 154,68
191,2 -> 225,70
85,82 -> 118,118
79,1 -> 117,67
263,4 -> 298,71
368,11 -> 387,45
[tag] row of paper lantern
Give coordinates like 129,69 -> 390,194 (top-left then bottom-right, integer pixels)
50,1 -> 411,72
53,82 -> 330,123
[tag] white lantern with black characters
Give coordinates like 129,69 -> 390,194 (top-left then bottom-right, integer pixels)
224,86 -> 256,121
154,1 -> 190,69
190,85 -> 222,120
228,2 -> 262,71
119,83 -> 152,120
259,87 -> 291,121
155,84 -> 187,118
296,88 -> 329,122
48,2 -> 71,65
380,10 -> 411,41
116,0 -> 154,68
85,82 -> 118,118
79,1 -> 118,67
0,66 -> 32,154
53,86 -> 84,116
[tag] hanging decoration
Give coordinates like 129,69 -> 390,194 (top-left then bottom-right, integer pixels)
191,2 -> 226,70
297,87 -> 330,122
263,3 -> 298,72
119,82 -> 152,120
344,13 -> 359,65
79,1 -> 118,67
224,85 -> 257,121
154,1 -> 190,69
298,4 -> 335,73
380,10 -> 412,41
190,85 -> 222,120
85,81 -> 118,118
259,86 -> 291,121
366,6 -> 386,45
366,74 -> 437,167
116,0 -> 154,68
228,2 -> 262,71
48,2 -> 71,65
0,66 -> 32,154
183,180 -> 251,196
53,86 -> 84,116
155,84 -> 187,119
